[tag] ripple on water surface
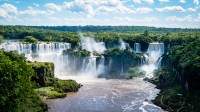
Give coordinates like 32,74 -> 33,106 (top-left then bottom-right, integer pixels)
47,76 -> 164,112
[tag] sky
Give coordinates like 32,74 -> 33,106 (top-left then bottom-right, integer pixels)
0,0 -> 200,28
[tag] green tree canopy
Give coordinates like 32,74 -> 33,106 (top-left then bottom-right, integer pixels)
0,50 -> 45,112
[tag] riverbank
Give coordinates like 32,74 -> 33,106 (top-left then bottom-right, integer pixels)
147,68 -> 200,112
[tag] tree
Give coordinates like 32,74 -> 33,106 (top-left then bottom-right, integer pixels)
143,30 -> 149,36
0,51 -> 46,112
0,35 -> 3,43
24,36 -> 38,43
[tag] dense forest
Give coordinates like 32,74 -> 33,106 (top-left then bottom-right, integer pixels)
0,50 -> 80,112
31,26 -> 200,33
149,36 -> 200,112
0,25 -> 200,111
1,25 -> 200,49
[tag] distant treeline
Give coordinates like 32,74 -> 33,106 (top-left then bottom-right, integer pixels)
0,25 -> 200,49
31,26 -> 200,33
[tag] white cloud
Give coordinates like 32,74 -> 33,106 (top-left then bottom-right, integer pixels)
145,0 -> 154,4
20,7 -> 49,16
33,3 -> 39,7
133,0 -> 141,4
114,16 -> 158,22
0,3 -> 18,18
179,0 -> 186,3
0,10 -> 11,18
85,5 -> 96,17
97,5 -> 135,14
62,0 -> 135,16
193,0 -> 199,5
187,7 -> 197,12
135,7 -> 153,13
133,0 -> 154,4
194,13 -> 200,21
156,6 -> 185,12
159,0 -> 169,2
166,15 -> 193,22
45,3 -> 62,12
0,3 -> 18,14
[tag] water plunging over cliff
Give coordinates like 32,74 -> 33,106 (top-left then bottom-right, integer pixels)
1,40 -> 164,111
0,40 -> 71,77
141,42 -> 165,78
1,40 -> 165,79
134,43 -> 141,53
79,35 -> 106,76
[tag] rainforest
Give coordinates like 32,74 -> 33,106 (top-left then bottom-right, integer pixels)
0,25 -> 199,112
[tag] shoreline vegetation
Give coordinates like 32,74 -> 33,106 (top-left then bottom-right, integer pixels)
0,50 -> 81,112
0,25 -> 200,112
146,36 -> 200,112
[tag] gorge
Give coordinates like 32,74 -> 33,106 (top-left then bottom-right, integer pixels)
0,35 -> 166,112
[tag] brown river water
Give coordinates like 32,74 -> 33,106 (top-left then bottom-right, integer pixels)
47,76 -> 164,112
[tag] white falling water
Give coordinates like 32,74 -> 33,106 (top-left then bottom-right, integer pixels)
80,34 -> 107,76
141,42 -> 164,78
134,43 -> 141,53
81,54 -> 97,76
80,34 -> 106,54
0,40 -> 71,78
97,56 -> 105,75
31,42 -> 71,77
119,38 -> 126,50
119,38 -> 130,50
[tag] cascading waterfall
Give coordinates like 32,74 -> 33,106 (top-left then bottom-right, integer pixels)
141,42 -> 165,78
0,40 -> 71,78
134,43 -> 141,53
79,34 -> 107,76
97,56 -> 105,75
82,54 -> 97,76
119,38 -> 130,50
1,39 -> 165,79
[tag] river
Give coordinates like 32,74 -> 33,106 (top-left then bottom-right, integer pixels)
47,76 -> 164,112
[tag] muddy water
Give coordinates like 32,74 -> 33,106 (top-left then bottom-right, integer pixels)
47,76 -> 164,112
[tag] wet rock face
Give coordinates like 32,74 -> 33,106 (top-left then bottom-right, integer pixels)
29,62 -> 54,86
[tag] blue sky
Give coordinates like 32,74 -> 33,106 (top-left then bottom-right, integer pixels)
0,0 -> 200,28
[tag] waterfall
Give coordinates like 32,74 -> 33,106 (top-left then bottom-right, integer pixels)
119,38 -> 130,50
79,34 -> 107,76
97,56 -> 105,75
0,41 -> 71,77
141,42 -> 164,78
119,38 -> 126,50
134,43 -> 141,53
83,54 -> 97,76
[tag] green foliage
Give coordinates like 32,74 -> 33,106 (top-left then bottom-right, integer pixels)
123,67 -> 145,79
143,30 -> 149,36
31,25 -> 200,33
63,49 -> 90,57
104,48 -> 142,58
46,78 -> 80,93
34,87 -> 66,99
23,36 -> 38,43
35,77 -> 80,99
0,35 -> 3,43
0,50 -> 46,112
29,62 -> 54,86
168,38 -> 200,90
